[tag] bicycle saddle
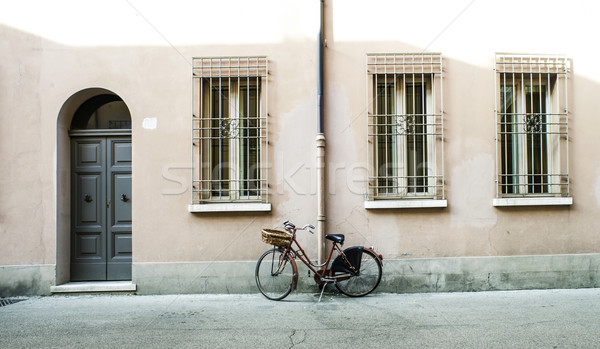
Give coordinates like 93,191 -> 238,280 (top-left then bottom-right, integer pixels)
325,234 -> 344,244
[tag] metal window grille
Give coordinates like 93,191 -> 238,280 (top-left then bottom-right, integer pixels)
192,57 -> 268,203
366,53 -> 444,200
108,120 -> 132,129
495,54 -> 569,197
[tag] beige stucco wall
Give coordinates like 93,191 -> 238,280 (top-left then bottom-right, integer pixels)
2,0 -> 600,290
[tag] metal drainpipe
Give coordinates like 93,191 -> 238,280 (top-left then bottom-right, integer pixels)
316,0 -> 326,265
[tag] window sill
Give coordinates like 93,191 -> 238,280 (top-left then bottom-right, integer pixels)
493,197 -> 573,207
364,199 -> 447,209
188,202 -> 272,213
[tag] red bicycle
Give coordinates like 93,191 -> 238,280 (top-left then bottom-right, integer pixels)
256,220 -> 383,301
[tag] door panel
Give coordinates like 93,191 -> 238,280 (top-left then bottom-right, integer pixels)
78,234 -> 101,256
71,137 -> 131,281
71,138 -> 107,281
78,175 -> 102,224
113,174 -> 132,224
107,138 -> 132,280
77,142 -> 102,166
113,233 -> 132,256
112,142 -> 132,165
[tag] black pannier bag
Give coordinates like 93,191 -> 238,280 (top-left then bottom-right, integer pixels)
331,246 -> 364,274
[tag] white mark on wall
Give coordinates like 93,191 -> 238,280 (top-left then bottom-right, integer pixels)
143,117 -> 157,130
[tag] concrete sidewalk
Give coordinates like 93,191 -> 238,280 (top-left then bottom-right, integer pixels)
1,288 -> 599,348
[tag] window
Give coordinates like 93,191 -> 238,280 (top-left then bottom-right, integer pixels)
70,94 -> 131,130
495,54 -> 569,200
191,57 -> 268,209
366,54 -> 444,204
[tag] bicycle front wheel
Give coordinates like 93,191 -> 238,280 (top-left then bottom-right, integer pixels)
255,248 -> 295,301
334,249 -> 382,297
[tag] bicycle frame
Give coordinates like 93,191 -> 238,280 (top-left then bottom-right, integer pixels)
279,227 -> 359,286
257,221 -> 384,300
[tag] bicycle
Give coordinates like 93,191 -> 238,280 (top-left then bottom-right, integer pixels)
255,220 -> 383,301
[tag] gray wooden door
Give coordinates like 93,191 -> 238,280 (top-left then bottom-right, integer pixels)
71,137 -> 132,281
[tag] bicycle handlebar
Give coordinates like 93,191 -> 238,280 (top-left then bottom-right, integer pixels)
283,220 -> 315,235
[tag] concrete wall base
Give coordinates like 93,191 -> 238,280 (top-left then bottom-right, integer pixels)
2,254 -> 599,297
0,265 -> 54,297
380,254 -> 600,293
133,254 -> 600,295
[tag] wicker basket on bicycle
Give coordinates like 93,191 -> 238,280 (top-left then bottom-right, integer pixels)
261,229 -> 292,248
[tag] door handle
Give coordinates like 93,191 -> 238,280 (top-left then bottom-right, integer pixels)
121,194 -> 129,202
84,194 -> 93,203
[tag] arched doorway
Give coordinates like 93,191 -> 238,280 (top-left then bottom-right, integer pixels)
67,92 -> 132,281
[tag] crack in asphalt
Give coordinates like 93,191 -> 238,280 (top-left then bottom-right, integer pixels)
288,329 -> 307,349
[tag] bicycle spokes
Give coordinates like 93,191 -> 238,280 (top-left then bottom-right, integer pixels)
270,250 -> 288,276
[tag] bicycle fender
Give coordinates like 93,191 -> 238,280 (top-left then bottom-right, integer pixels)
289,255 -> 299,292
331,246 -> 363,274
362,246 -> 383,266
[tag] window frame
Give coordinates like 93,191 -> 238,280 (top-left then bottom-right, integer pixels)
494,54 -> 570,205
499,78 -> 557,195
375,75 -> 435,197
204,79 -> 261,201
366,53 -> 445,208
190,56 -> 269,212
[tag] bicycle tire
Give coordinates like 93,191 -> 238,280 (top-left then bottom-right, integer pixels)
255,248 -> 295,301
334,249 -> 382,297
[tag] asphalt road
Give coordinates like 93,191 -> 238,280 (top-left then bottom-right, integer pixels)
1,288 -> 599,348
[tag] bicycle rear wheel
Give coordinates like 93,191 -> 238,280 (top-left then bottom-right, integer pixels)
255,248 -> 295,301
334,249 -> 382,297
